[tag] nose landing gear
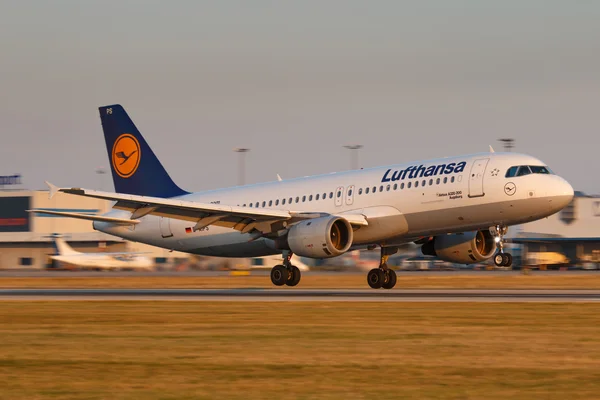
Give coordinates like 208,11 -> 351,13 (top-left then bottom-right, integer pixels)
491,225 -> 513,267
367,247 -> 398,289
270,251 -> 301,287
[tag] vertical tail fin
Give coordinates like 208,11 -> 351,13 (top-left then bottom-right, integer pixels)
98,105 -> 189,198
53,237 -> 80,256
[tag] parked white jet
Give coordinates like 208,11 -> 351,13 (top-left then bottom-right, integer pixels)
50,237 -> 154,271
32,105 -> 574,289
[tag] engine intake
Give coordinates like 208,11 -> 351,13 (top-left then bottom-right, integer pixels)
421,230 -> 496,264
286,216 -> 353,258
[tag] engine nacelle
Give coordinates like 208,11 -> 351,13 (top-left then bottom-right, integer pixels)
287,216 -> 353,258
421,230 -> 496,264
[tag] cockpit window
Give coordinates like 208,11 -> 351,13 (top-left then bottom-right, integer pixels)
530,166 -> 551,174
506,165 -> 553,178
505,166 -> 519,178
516,166 -> 532,176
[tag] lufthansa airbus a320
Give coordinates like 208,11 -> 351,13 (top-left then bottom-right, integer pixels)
32,105 -> 574,289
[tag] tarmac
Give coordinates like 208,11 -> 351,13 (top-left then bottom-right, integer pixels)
2,288 -> 600,302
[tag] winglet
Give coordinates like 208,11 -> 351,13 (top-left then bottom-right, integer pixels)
276,174 -> 283,182
489,145 -> 495,153
45,181 -> 60,199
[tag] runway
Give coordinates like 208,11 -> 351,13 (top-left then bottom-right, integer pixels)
2,288 -> 600,302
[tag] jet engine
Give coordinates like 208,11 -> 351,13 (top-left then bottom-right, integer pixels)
421,230 -> 496,264
286,216 -> 353,258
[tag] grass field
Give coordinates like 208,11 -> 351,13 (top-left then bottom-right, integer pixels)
1,302 -> 600,399
2,273 -> 600,289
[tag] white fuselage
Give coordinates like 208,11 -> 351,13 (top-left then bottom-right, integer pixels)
94,152 -> 573,258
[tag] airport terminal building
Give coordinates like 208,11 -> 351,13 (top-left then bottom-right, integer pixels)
516,192 -> 600,266
0,188 -> 179,269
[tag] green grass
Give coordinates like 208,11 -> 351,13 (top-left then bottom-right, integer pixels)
1,302 -> 600,399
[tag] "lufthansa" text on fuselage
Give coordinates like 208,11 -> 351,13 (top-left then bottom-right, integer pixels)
381,162 -> 467,183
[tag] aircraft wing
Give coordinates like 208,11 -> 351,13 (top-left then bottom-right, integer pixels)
27,209 -> 140,225
42,182 -> 368,234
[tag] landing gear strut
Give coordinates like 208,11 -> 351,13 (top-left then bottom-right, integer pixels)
491,224 -> 513,268
367,247 -> 398,289
270,251 -> 301,287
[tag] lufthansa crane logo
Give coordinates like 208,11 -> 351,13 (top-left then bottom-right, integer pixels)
112,134 -> 141,178
504,182 -> 516,196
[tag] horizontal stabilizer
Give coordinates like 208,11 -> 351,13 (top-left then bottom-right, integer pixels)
27,209 -> 139,225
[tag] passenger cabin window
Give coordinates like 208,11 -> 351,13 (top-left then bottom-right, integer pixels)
316,194 -> 320,200
282,199 -> 286,205
359,188 -> 363,195
329,192 -> 333,199
400,183 -> 405,189
309,195 -> 313,201
415,181 -> 419,188
393,183 -> 397,190
302,195 -> 306,202
268,200 -> 272,207
365,187 -> 370,194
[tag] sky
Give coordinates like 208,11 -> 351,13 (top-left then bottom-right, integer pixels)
1,0 -> 599,194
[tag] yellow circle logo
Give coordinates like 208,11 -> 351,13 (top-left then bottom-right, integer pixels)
112,134 -> 141,178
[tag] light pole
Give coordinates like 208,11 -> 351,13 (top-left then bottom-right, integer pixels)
343,145 -> 363,170
95,167 -> 107,191
233,148 -> 250,185
498,138 -> 515,152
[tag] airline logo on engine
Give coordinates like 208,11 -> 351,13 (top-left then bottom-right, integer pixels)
381,161 -> 467,183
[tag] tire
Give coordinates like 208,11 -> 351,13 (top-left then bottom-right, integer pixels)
382,269 -> 397,289
503,253 -> 513,267
286,265 -> 301,287
494,253 -> 504,267
270,265 -> 289,286
367,268 -> 385,289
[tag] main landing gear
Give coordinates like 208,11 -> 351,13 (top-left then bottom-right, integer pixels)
270,251 -> 301,287
491,224 -> 513,268
367,247 -> 398,289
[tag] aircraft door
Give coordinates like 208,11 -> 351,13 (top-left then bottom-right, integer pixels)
335,186 -> 344,207
159,217 -> 173,238
468,158 -> 489,198
346,185 -> 355,205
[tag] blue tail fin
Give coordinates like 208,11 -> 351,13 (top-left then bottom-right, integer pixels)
99,105 -> 189,198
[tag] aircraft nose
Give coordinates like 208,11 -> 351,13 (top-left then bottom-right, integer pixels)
551,176 -> 574,209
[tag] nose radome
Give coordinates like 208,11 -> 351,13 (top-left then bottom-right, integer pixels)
557,176 -> 574,198
553,176 -> 574,208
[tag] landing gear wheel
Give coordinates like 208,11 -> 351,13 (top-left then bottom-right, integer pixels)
502,253 -> 513,268
367,268 -> 385,289
382,269 -> 397,289
494,253 -> 505,267
270,265 -> 289,286
286,265 -> 301,287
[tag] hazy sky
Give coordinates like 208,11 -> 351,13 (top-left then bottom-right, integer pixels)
1,1 -> 599,193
